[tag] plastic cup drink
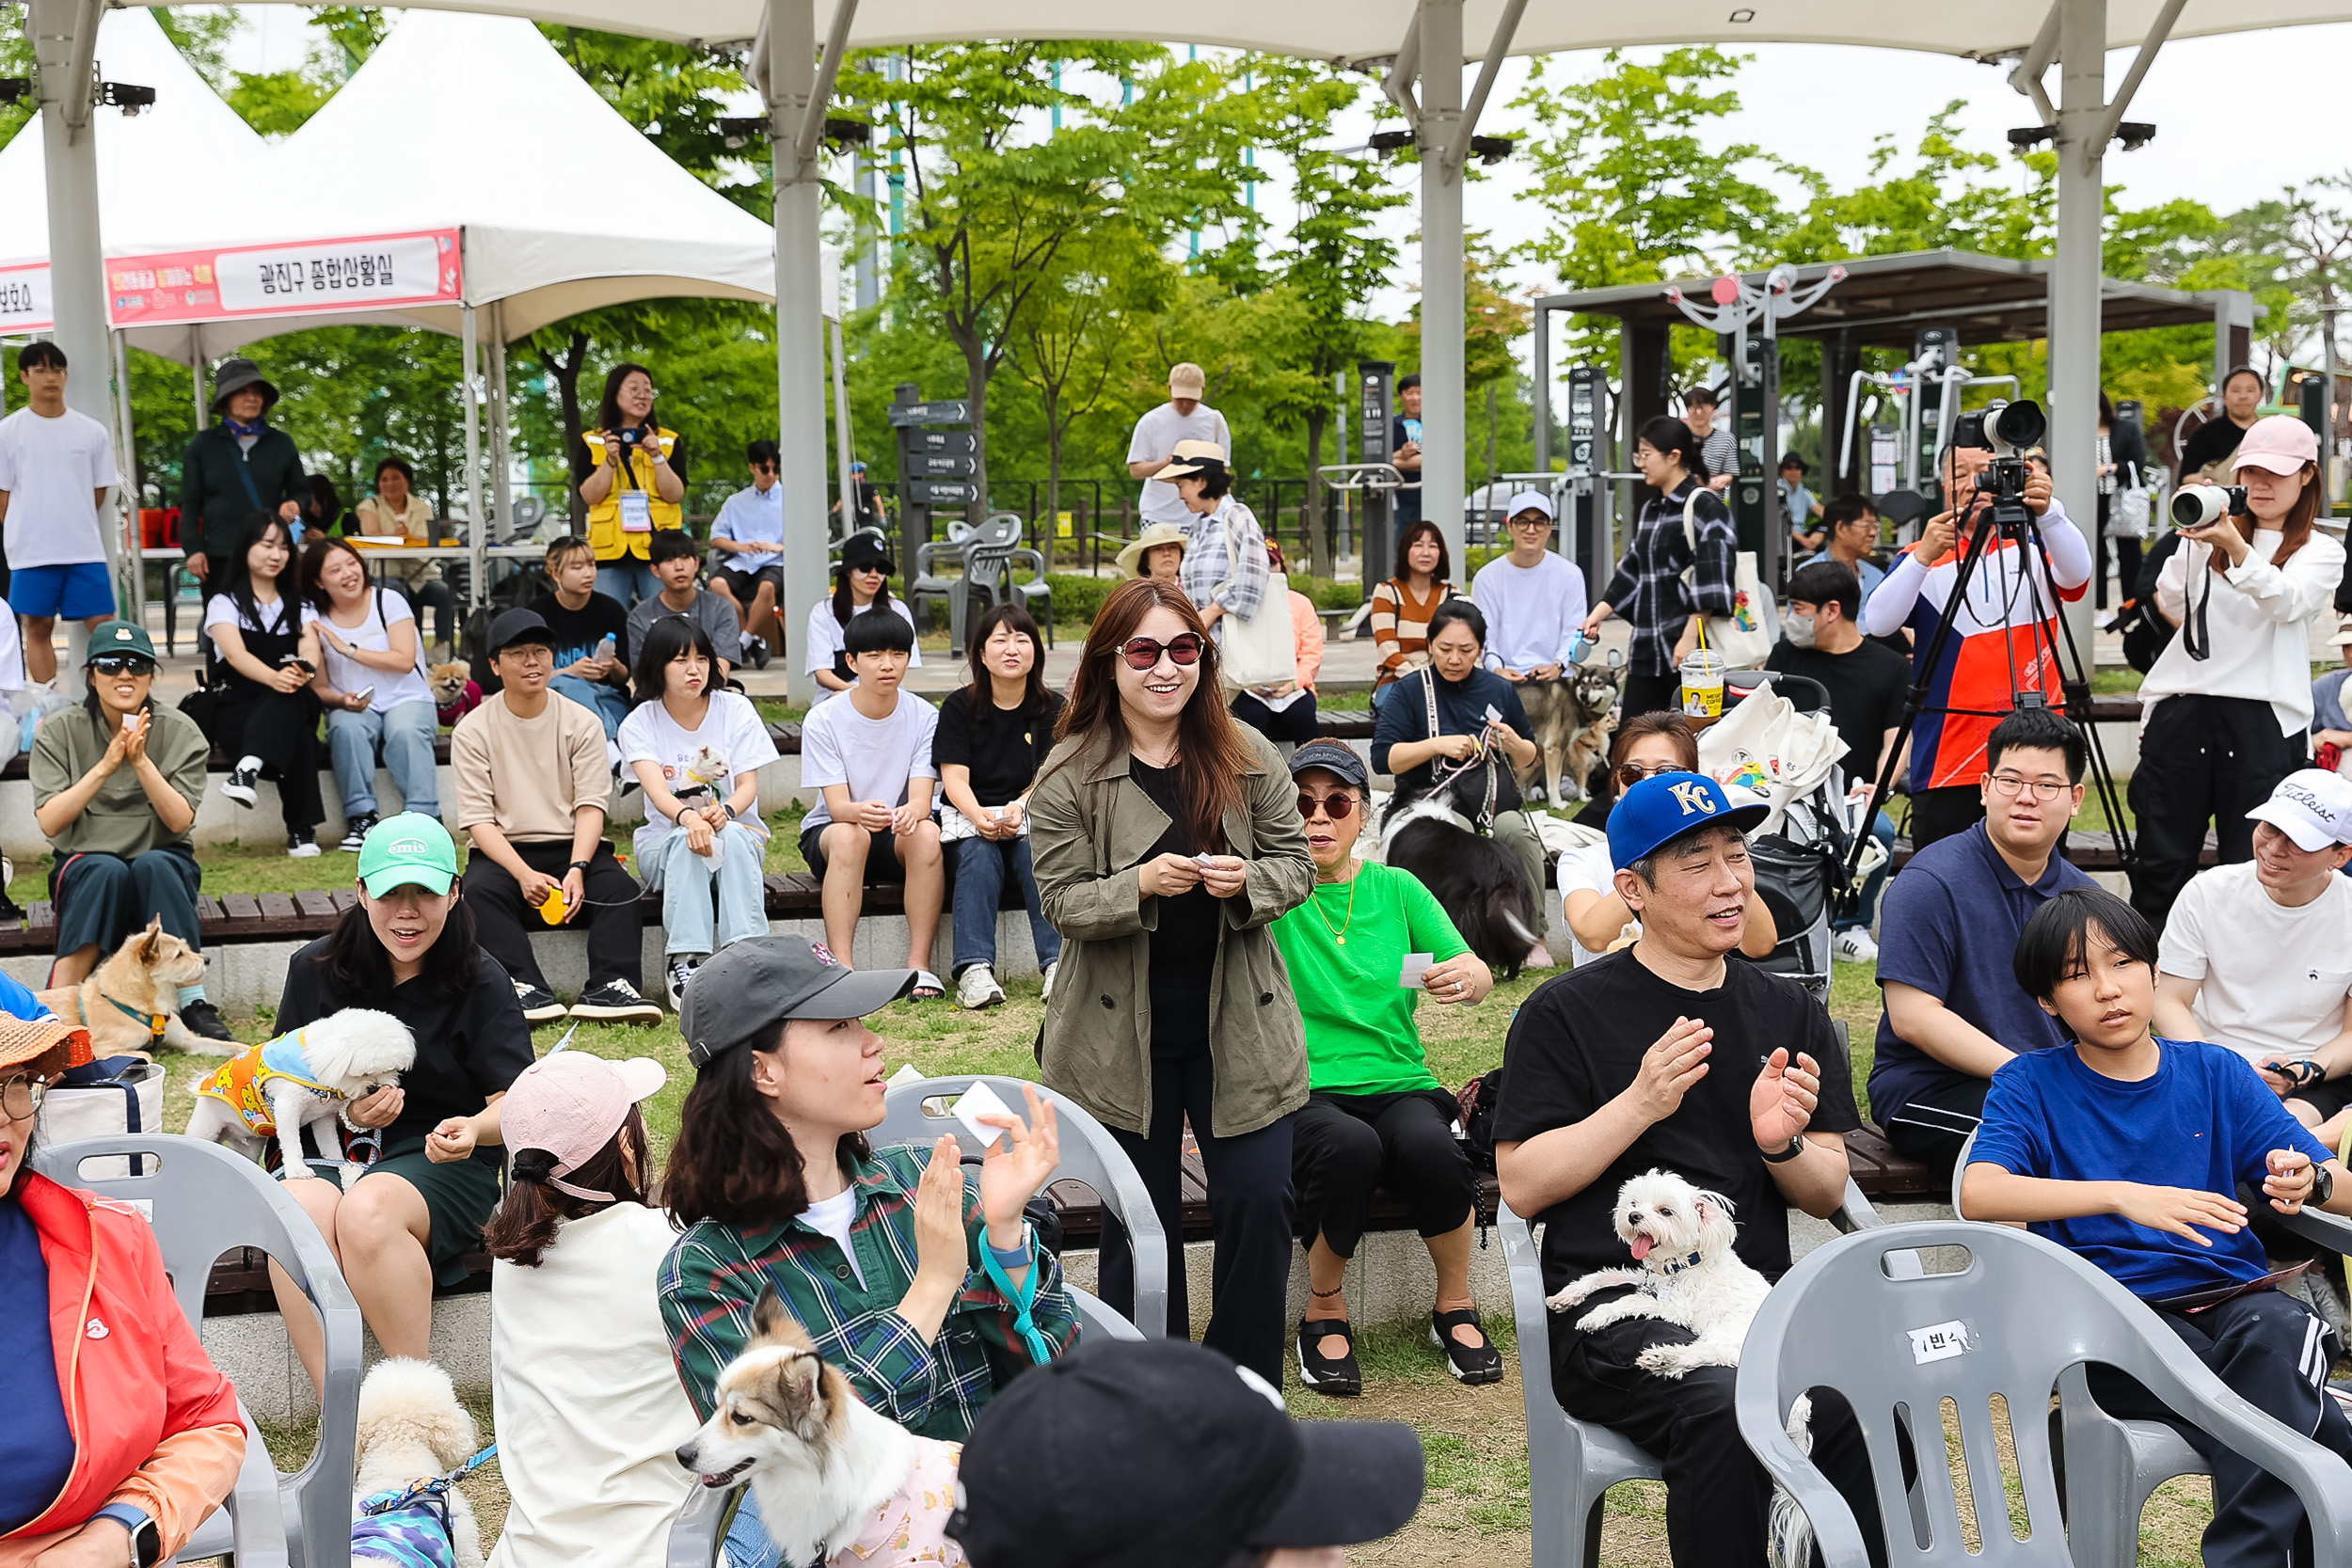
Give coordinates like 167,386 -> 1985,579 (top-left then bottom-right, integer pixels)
1679,649 -> 1726,720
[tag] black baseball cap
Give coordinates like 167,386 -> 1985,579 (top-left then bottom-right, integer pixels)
678,934 -> 915,1068
486,607 -> 555,657
839,532 -> 892,575
1285,739 -> 1369,791
946,1338 -> 1424,1568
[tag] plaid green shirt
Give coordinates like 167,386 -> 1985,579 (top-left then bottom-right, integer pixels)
659,1144 -> 1079,1440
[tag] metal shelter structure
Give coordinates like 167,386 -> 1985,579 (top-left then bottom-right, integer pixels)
27,0 -> 2344,697
1531,248 -> 2256,596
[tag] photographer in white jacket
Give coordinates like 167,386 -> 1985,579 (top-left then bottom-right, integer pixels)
2132,416 -> 2344,928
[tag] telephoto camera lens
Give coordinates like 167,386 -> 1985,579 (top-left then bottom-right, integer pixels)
2171,485 -> 2248,530
1985,400 -> 2046,451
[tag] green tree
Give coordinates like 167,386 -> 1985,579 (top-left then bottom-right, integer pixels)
538,26 -> 764,214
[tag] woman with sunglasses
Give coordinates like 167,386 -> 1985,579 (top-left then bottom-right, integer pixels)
803,531 -> 922,705
1270,741 -> 1499,1397
1029,578 -> 1314,1385
0,1014 -> 248,1568
1555,712 -> 1776,966
30,620 -> 231,1038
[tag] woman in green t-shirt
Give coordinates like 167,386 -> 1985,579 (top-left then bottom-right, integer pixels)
1269,739 -> 1502,1397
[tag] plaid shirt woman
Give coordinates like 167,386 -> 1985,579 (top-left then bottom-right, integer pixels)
1160,440 -> 1268,633
1584,416 -> 1740,714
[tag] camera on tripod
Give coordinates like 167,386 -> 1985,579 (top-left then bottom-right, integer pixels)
2169,485 -> 2248,531
1951,399 -> 2046,533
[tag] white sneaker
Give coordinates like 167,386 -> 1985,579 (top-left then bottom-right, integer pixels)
956,964 -> 1006,1009
1041,959 -> 1058,1002
666,955 -> 706,1011
1833,928 -> 1880,964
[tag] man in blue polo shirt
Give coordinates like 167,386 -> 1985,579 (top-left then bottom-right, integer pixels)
707,438 -> 785,666
1871,705 -> 2095,1178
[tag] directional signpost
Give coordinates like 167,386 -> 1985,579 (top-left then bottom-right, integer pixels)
891,385 -> 978,580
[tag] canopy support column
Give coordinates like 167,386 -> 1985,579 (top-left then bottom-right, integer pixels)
2046,0 -> 2108,681
462,300 -> 486,610
769,0 -> 842,705
488,299 -> 515,562
1414,0 -> 1465,576
190,328 -> 207,430
32,0 -> 118,602
112,329 -> 140,630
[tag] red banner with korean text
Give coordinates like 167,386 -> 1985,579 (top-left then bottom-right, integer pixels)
104,229 -> 462,326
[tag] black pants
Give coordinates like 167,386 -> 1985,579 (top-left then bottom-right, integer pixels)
1552,1300 -> 1892,1568
1097,1024 -> 1296,1386
2095,530 -> 2144,611
1880,1075 -> 1989,1183
461,841 -> 643,991
211,686 -> 324,833
1230,689 -> 1319,748
1622,672 -> 1680,720
1905,784 -> 1985,854
2088,1290 -> 2352,1568
2129,694 -> 2307,931
1291,1088 -> 1473,1259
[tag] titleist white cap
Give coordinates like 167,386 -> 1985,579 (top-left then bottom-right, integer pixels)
2246,768 -> 2352,852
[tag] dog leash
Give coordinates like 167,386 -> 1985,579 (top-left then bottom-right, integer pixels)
358,1444 -> 500,1520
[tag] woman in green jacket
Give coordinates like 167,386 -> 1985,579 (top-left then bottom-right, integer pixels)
1027,577 -> 1313,1385
177,358 -> 305,602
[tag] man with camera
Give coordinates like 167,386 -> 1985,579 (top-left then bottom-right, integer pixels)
2131,416 -> 2344,929
1861,414 -> 2091,851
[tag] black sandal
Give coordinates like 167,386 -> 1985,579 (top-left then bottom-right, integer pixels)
1432,1307 -> 1503,1385
1297,1317 -> 1363,1397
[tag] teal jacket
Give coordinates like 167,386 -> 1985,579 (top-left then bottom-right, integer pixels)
177,424 -> 306,564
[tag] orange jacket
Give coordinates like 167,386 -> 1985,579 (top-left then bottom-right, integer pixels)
0,1171 -> 246,1563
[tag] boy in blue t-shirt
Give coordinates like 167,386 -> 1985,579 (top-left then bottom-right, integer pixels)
1964,886 -> 2352,1568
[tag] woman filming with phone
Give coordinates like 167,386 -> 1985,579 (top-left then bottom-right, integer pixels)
2131,416 -> 2345,928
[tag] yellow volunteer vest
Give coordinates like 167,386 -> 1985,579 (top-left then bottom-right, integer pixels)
583,425 -> 682,561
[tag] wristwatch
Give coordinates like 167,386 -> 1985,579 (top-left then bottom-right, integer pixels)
1760,1134 -> 1807,1164
567,860 -> 592,874
91,1504 -> 160,1567
2314,1164 -> 2336,1207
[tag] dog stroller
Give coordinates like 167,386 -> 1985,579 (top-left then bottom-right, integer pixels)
1698,672 -> 1854,1006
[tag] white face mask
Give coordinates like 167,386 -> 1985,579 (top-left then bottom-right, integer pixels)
1781,609 -> 1820,649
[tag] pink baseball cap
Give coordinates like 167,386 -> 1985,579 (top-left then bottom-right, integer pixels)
502,1051 -> 666,1200
2232,415 -> 2320,477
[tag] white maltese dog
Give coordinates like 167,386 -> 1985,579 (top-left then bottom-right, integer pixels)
1548,1168 -> 1814,1568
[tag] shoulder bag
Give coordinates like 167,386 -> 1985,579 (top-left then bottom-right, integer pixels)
1679,488 -> 1772,667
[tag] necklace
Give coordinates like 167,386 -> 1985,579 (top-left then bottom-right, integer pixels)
1312,875 -> 1359,945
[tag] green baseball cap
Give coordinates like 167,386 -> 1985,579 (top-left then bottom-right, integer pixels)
356,813 -> 459,896
85,620 -> 156,664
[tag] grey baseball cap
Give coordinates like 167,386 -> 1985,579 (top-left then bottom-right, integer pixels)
679,934 -> 916,1068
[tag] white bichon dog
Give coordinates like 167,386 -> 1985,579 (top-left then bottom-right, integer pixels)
183,1009 -> 416,1187
1547,1168 -> 1815,1568
351,1358 -> 486,1568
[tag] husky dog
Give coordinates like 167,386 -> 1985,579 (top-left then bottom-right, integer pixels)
37,917 -> 212,1058
1515,664 -> 1623,807
676,1286 -> 967,1568
351,1358 -> 485,1568
183,1009 -> 416,1184
1548,1168 -> 1816,1568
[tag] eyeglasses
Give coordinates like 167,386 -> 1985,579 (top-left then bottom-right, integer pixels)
1616,760 -> 1684,788
1296,792 -> 1357,821
1120,634 -> 1204,671
90,656 -> 152,676
1988,772 -> 2070,802
0,1072 -> 48,1120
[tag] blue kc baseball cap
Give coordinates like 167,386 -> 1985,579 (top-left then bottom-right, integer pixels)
1607,771 -> 1770,868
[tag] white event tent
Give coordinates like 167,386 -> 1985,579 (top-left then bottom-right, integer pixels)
30,0 -> 2352,697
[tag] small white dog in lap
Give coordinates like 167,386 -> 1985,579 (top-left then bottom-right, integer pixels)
1549,1167 -> 1815,1568
183,1008 -> 416,1185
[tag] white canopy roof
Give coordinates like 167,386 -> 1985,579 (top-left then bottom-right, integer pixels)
121,0 -> 2352,61
0,8 -> 271,268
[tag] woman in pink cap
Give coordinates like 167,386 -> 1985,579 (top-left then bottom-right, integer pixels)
482,1051 -> 696,1568
2134,414 -> 2346,927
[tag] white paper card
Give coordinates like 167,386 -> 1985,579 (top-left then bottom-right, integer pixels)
1400,953 -> 1435,989
952,1081 -> 1016,1148
1906,1320 -> 1972,1364
887,1063 -> 927,1087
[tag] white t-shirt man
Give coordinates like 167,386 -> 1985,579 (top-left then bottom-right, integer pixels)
1470,551 -> 1589,674
1126,402 -> 1232,529
799,688 -> 940,832
0,404 -> 118,570
2157,860 -> 2352,1066
616,689 -> 780,860
300,590 -> 433,714
802,597 -> 923,705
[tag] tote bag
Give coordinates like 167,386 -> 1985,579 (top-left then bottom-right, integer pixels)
1218,573 -> 1300,690
35,1057 -> 167,1178
1680,490 -> 1772,668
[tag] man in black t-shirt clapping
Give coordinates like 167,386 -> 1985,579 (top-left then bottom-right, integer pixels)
1492,771 -> 1883,1568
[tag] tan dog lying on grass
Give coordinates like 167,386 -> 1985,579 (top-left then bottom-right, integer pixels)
36,917 -> 214,1058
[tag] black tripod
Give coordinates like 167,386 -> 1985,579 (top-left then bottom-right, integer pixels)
1844,496 -> 2135,885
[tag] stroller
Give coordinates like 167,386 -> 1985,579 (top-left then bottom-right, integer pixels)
1698,671 -> 1856,1006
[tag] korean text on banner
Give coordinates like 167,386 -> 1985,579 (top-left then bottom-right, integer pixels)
106,229 -> 463,328
0,263 -> 55,335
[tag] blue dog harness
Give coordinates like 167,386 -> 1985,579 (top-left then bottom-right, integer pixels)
354,1445 -> 497,1568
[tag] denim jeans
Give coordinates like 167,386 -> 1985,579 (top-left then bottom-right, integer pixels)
324,699 -> 440,817
951,832 -> 1061,976
596,558 -> 660,609
1836,810 -> 1898,933
548,673 -> 629,741
645,822 -> 770,956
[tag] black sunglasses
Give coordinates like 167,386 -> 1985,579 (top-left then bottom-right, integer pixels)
1296,792 -> 1357,820
1119,634 -> 1204,671
90,656 -> 153,676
